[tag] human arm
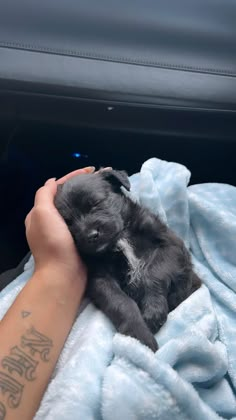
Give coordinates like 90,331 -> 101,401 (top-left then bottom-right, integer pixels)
0,167 -> 94,420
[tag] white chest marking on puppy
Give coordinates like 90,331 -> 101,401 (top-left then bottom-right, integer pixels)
117,238 -> 144,285
117,238 -> 139,270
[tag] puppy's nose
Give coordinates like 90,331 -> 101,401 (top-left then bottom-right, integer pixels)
87,229 -> 99,242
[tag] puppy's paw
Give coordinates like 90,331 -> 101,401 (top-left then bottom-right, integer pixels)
119,321 -> 158,353
142,308 -> 168,335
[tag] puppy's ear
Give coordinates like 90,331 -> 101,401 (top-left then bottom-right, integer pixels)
102,170 -> 130,191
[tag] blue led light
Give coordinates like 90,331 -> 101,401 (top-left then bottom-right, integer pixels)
72,152 -> 81,158
72,152 -> 88,159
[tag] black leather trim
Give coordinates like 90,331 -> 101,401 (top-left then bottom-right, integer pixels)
1,0 -> 236,76
1,47 -> 236,112
1,0 -> 236,138
0,41 -> 235,77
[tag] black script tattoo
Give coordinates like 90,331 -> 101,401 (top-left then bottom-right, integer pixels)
21,327 -> 53,362
0,326 -> 53,415
2,346 -> 38,381
0,372 -> 23,408
0,402 -> 6,420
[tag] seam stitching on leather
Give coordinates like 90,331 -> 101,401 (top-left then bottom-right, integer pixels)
0,41 -> 236,77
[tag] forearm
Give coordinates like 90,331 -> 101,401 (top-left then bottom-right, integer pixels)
0,269 -> 83,420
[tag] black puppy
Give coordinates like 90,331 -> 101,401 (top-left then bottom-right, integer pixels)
55,170 -> 201,352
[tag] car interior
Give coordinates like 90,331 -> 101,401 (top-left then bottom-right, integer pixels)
0,0 -> 236,275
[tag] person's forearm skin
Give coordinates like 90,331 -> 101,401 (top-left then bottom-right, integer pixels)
0,269 -> 83,420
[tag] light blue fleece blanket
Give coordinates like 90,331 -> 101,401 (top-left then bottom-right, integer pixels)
0,158 -> 236,419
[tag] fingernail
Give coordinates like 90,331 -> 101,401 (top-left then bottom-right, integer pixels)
84,166 -> 96,173
45,177 -> 56,185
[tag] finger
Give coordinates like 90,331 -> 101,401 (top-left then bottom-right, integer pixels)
45,177 -> 56,186
97,167 -> 112,173
34,180 -> 58,207
57,166 -> 95,184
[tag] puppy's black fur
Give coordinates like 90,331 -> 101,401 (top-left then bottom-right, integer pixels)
55,170 -> 201,352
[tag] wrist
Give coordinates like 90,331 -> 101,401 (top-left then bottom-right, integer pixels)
31,264 -> 87,305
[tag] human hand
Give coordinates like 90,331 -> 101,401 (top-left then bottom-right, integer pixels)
25,167 -> 95,288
